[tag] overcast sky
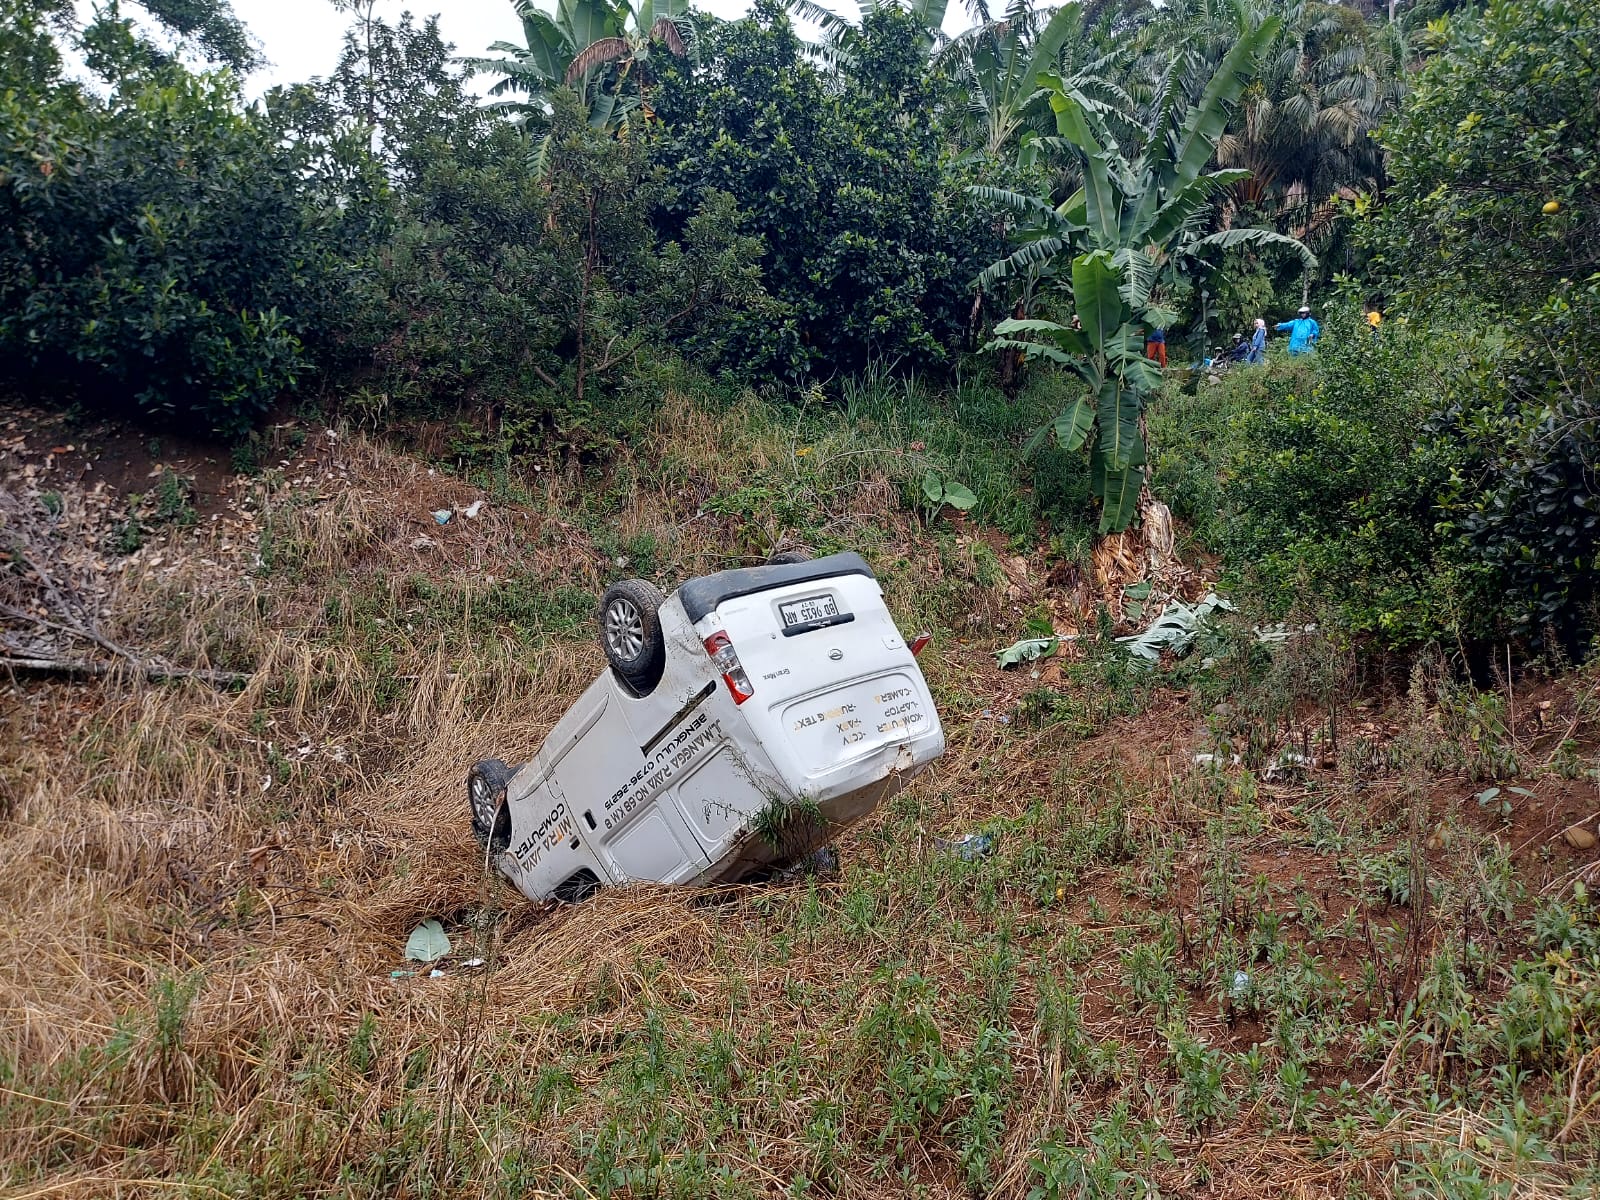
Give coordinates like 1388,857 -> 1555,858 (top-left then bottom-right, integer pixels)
204,0 -> 970,98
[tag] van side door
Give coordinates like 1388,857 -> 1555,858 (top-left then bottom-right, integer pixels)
554,683 -> 712,885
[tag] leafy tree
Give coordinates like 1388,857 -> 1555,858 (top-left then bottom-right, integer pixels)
652,0 -> 996,382
318,3 -> 484,181
122,0 -> 261,72
1364,0 -> 1599,652
982,20 -> 1313,531
0,5 -> 378,435
349,90 -> 777,448
1368,0 -> 1598,313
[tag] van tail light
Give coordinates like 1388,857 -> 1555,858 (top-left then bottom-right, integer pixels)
704,631 -> 755,704
909,631 -> 933,657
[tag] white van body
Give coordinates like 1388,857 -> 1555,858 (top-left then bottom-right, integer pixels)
471,553 -> 945,902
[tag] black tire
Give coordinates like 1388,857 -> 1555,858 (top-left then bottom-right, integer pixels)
469,759 -> 516,853
553,868 -> 601,903
805,844 -> 841,877
600,578 -> 666,694
766,550 -> 811,565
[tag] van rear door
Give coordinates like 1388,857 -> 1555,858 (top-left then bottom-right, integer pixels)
678,555 -> 940,789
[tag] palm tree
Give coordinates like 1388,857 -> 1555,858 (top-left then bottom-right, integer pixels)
977,18 -> 1314,531
786,0 -> 953,64
1127,0 -> 1406,230
1215,2 -> 1406,224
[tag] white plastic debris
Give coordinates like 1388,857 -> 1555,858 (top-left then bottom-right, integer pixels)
405,920 -> 451,963
431,510 -> 452,525
462,500 -> 485,519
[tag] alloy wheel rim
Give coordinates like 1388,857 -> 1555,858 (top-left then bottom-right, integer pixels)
605,597 -> 645,661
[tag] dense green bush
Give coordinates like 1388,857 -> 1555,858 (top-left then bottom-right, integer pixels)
1152,299 -> 1596,656
1153,310 -> 1467,642
1359,0 -> 1599,652
1429,294 -> 1599,651
347,89 -> 777,451
0,6 -> 379,436
651,1 -> 998,384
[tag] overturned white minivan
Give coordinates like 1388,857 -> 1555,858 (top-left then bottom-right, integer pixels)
467,552 -> 945,902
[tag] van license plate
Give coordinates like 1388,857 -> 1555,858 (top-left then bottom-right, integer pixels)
780,593 -> 841,627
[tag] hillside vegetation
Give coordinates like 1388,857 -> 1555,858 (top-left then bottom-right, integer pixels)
1,0 -> 1598,1196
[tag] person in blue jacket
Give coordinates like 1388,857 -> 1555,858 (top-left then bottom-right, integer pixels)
1276,306 -> 1320,355
1248,318 -> 1267,363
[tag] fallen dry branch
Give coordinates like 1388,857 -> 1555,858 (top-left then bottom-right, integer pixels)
0,655 -> 249,687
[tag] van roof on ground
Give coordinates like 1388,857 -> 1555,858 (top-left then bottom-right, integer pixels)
677,552 -> 877,623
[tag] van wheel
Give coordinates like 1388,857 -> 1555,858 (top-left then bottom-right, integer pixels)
600,578 -> 666,694
766,550 -> 810,565
554,869 -> 601,903
469,759 -> 517,854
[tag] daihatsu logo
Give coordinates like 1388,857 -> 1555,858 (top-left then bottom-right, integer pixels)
829,648 -> 843,661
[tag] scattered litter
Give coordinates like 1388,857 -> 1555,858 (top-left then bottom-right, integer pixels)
938,833 -> 995,861
1230,970 -> 1251,1001
462,499 -> 485,519
389,970 -> 415,979
1254,622 -> 1317,644
1192,752 -> 1242,767
431,509 -> 452,525
429,968 -> 447,979
1118,593 -> 1235,666
1263,749 -> 1310,780
978,709 -> 1012,725
463,958 -> 487,969
410,535 -> 437,550
404,919 -> 451,963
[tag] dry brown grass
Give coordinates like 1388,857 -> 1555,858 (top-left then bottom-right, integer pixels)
3,394 -> 1598,1199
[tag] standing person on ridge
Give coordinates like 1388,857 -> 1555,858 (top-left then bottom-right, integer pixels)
1276,306 -> 1320,355
1145,325 -> 1166,368
1248,318 -> 1267,364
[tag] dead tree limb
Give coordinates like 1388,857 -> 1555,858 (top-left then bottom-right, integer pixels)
0,656 -> 250,688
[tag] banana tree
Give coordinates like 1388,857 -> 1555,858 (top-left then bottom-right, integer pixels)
940,0 -> 1125,161
999,251 -> 1161,531
462,0 -> 687,131
564,0 -> 688,125
979,12 -> 1315,532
